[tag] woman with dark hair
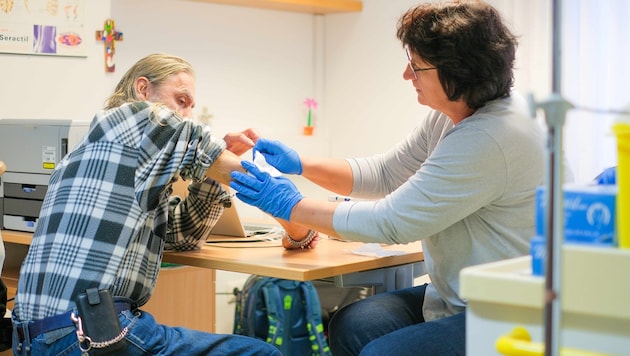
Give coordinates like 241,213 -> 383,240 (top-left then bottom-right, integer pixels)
230,1 -> 545,355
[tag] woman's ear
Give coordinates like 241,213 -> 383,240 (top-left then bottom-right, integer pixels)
134,77 -> 150,100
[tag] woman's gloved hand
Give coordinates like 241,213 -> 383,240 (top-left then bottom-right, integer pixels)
230,160 -> 303,221
253,138 -> 303,175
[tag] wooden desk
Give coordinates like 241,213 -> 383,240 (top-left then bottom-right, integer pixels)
163,238 -> 425,292
2,229 -> 424,281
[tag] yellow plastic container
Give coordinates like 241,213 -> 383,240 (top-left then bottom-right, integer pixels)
614,122 -> 630,248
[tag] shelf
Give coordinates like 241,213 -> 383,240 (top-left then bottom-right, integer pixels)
187,0 -> 362,14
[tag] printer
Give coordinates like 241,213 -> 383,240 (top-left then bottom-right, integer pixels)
0,119 -> 90,233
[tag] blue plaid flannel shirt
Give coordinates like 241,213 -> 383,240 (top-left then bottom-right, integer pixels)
14,101 -> 227,321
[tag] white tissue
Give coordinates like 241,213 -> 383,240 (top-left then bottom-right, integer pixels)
253,151 -> 282,177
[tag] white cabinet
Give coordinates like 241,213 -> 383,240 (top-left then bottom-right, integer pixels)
460,246 -> 630,355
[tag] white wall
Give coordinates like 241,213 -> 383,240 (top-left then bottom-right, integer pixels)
0,1 -> 114,120
561,0 -> 628,183
111,0 -> 315,140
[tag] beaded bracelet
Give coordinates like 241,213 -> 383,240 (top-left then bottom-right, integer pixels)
285,229 -> 318,249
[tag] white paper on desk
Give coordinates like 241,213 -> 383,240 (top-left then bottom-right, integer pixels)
349,243 -> 406,257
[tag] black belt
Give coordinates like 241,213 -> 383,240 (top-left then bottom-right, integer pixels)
16,302 -> 131,342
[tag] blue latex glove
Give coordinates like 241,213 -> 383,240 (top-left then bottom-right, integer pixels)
253,138 -> 303,175
230,160 -> 303,221
594,166 -> 616,185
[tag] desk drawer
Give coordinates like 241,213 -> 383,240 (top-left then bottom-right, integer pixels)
3,182 -> 47,200
4,198 -> 42,217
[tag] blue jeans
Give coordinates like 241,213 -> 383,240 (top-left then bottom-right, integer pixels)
13,309 -> 281,355
328,284 -> 465,356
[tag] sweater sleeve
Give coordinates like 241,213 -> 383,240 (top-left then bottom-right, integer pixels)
334,114 -> 508,244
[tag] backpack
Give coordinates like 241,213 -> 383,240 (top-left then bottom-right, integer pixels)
233,275 -> 331,356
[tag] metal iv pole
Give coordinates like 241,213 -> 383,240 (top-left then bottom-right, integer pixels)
528,0 -> 573,355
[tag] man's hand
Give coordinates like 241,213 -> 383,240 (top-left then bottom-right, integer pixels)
283,231 -> 320,249
224,128 -> 260,156
253,138 -> 302,174
275,219 -> 320,250
230,161 -> 303,221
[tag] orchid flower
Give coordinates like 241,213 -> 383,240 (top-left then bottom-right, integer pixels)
304,98 -> 318,127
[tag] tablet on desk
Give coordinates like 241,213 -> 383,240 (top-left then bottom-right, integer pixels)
206,194 -> 282,245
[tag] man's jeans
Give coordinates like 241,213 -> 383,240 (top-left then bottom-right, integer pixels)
13,309 -> 281,355
329,284 -> 466,356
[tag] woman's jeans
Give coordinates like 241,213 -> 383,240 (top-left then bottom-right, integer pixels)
13,308 -> 281,356
329,284 -> 466,356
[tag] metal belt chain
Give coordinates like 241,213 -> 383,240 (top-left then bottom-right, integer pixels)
70,312 -> 130,355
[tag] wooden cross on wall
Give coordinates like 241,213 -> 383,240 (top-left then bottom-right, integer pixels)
96,19 -> 123,73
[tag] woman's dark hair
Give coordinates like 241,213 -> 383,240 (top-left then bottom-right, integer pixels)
396,0 -> 517,109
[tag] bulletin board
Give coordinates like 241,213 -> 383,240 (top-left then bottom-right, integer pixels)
0,0 -> 87,57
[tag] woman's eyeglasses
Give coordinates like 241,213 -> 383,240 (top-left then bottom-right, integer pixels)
405,47 -> 436,80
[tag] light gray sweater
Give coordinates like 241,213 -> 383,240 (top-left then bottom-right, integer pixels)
333,94 -> 546,321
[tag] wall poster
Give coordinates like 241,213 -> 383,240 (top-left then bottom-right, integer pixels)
0,0 -> 87,57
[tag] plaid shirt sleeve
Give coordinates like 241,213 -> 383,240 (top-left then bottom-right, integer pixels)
164,178 -> 229,250
131,103 -> 227,250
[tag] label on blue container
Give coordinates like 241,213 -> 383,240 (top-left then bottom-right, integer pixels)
536,185 -> 617,246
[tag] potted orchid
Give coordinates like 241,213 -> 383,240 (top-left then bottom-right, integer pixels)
303,97 -> 317,135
